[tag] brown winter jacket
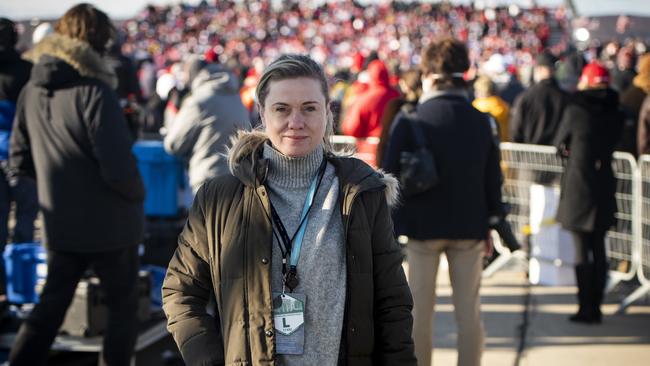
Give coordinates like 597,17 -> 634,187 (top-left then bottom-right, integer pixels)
162,131 -> 415,366
637,95 -> 650,155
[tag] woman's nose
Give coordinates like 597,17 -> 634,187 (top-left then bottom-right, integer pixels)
287,111 -> 304,129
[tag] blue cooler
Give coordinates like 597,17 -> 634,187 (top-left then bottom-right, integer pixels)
141,265 -> 166,308
3,243 -> 47,304
133,140 -> 187,217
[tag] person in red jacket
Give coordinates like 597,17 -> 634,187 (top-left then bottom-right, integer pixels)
341,59 -> 400,138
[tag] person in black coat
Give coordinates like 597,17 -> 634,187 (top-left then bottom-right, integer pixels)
554,61 -> 624,324
0,17 -> 38,311
106,38 -> 143,140
382,39 -> 502,366
8,5 -> 145,365
510,50 -> 569,145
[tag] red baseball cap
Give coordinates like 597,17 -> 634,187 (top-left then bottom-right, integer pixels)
204,47 -> 219,63
580,61 -> 610,87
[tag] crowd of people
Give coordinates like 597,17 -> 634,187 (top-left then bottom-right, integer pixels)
119,1 -> 568,74
98,0 -> 572,135
1,0 -> 650,365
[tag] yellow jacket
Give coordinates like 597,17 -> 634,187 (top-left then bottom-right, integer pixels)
473,96 -> 510,142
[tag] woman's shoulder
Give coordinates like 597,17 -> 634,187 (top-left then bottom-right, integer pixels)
196,173 -> 246,206
327,155 -> 399,207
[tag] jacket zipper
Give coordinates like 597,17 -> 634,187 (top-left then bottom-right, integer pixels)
243,188 -> 253,363
340,185 -> 361,366
340,179 -> 385,365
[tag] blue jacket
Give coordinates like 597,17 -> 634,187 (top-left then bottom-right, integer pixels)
0,48 -> 32,160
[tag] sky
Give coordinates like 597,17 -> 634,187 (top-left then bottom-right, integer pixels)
1,0 -> 649,21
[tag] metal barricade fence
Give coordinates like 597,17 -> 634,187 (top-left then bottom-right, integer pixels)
483,143 -> 564,277
498,143 -> 563,243
330,135 -> 379,167
607,152 -> 639,287
332,138 -> 644,300
490,145 -> 639,289
618,155 -> 650,312
641,156 -> 650,288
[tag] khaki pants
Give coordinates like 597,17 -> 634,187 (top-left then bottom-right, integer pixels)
407,239 -> 485,366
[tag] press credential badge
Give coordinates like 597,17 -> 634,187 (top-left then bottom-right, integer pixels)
273,292 -> 305,354
273,293 -> 304,335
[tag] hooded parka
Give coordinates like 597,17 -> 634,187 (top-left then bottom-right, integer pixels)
9,34 -> 144,251
164,63 -> 251,191
162,132 -> 415,366
341,60 -> 400,138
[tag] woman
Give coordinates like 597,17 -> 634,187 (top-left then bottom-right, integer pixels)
162,54 -> 416,366
555,61 -> 624,324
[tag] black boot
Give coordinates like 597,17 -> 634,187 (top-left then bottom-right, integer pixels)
590,262 -> 608,322
569,264 -> 601,324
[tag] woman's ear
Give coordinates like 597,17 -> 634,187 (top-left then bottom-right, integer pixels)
257,103 -> 265,127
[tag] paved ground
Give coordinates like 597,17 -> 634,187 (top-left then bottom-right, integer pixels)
407,257 -> 650,366
3,254 -> 649,365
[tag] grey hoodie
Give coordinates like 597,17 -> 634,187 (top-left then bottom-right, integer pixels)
164,63 -> 251,192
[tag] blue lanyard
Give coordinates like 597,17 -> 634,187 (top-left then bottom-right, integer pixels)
268,159 -> 327,274
289,166 -> 322,268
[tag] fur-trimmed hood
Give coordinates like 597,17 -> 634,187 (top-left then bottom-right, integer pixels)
226,130 -> 400,207
25,33 -> 117,89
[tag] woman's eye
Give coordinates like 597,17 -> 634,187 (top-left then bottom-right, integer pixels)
275,107 -> 288,113
303,106 -> 317,112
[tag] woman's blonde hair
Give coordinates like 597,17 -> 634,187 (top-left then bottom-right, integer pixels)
255,54 -> 335,153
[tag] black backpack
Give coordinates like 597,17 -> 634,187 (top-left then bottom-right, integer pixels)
397,108 -> 439,197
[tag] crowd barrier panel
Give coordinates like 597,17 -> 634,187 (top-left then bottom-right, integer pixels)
485,143 -> 564,278
330,135 -> 380,167
330,137 -> 645,305
493,145 -> 640,291
618,155 -> 650,312
607,152 -> 640,289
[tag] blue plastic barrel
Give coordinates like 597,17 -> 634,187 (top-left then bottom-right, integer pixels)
3,243 -> 47,304
133,140 -> 185,217
141,264 -> 166,308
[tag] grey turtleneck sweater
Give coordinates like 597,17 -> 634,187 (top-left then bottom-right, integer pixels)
262,143 -> 346,366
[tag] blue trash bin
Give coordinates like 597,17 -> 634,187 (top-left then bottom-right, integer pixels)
3,243 -> 47,304
141,264 -> 166,308
133,141 -> 186,217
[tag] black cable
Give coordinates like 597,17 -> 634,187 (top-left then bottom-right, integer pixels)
513,238 -> 533,366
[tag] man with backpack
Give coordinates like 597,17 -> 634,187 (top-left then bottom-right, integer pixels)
382,39 -> 502,366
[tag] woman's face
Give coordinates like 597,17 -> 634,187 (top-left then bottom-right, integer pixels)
260,77 -> 328,158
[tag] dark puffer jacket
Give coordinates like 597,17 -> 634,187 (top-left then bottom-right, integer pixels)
162,131 -> 415,366
9,34 -> 144,251
510,78 -> 569,145
0,48 -> 32,103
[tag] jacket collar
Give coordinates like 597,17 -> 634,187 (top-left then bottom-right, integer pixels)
24,33 -> 117,89
226,130 -> 399,207
418,88 -> 468,105
0,48 -> 20,63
